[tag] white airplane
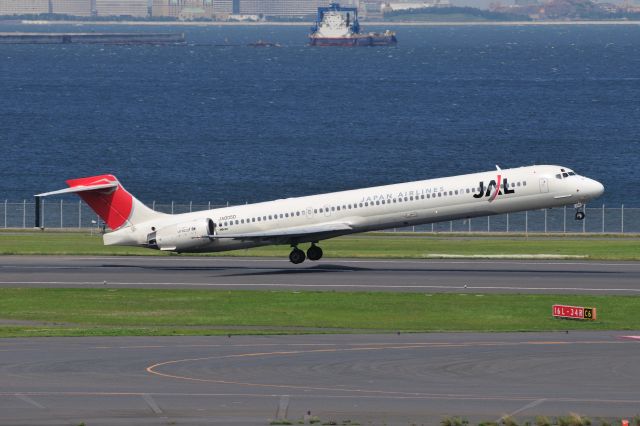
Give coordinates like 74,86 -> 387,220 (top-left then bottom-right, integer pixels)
37,165 -> 604,264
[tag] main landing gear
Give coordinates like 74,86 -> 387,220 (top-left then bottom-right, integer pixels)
289,244 -> 323,264
574,203 -> 585,221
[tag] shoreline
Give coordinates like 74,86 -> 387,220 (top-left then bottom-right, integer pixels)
7,19 -> 640,27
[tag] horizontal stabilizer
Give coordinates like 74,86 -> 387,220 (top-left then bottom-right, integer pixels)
36,182 -> 117,197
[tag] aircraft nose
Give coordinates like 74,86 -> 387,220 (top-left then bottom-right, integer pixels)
585,178 -> 604,199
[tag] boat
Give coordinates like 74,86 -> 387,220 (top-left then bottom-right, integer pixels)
308,3 -> 397,47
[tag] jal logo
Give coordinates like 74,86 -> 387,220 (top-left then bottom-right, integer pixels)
473,175 -> 515,202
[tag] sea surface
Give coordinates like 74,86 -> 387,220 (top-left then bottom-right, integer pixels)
1,23 -> 639,205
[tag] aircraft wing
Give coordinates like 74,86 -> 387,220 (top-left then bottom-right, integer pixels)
213,222 -> 354,244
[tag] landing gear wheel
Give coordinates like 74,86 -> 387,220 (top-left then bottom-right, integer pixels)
307,244 -> 323,261
289,247 -> 306,264
574,203 -> 585,221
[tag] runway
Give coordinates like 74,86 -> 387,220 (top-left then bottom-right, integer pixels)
1,332 -> 639,425
1,255 -> 640,294
1,256 -> 640,424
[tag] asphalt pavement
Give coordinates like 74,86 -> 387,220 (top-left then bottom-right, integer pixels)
1,332 -> 639,425
0,255 -> 639,294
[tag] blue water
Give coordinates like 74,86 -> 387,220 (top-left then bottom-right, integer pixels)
1,23 -> 639,205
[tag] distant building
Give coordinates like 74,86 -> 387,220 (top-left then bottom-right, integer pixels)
95,0 -> 149,16
0,0 -> 49,15
239,0 -> 330,18
51,0 -> 92,16
152,0 -> 233,19
384,0 -> 450,10
213,0 -> 233,16
360,0 -> 384,17
384,2 -> 429,10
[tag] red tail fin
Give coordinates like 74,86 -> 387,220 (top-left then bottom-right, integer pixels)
65,175 -> 133,230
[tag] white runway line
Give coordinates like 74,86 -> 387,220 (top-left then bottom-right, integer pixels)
3,256 -> 640,268
142,393 -> 163,414
14,393 -> 46,409
501,398 -> 546,420
1,281 -> 639,293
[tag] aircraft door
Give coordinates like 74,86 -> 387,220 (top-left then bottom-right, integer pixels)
539,178 -> 549,193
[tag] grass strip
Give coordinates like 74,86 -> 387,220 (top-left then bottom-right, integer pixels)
0,289 -> 638,337
1,232 -> 640,260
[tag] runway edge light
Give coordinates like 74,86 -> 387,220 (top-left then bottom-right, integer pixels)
552,304 -> 597,321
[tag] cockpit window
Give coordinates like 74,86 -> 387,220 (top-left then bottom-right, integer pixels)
556,169 -> 576,179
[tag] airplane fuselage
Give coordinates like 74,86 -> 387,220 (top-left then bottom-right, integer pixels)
103,165 -> 604,255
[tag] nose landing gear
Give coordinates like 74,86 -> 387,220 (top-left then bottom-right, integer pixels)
574,203 -> 585,221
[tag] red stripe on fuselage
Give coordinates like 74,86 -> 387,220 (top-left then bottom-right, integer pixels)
66,175 -> 133,230
489,174 -> 502,202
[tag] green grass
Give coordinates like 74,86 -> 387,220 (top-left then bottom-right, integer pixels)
0,289 -> 638,337
1,231 -> 639,260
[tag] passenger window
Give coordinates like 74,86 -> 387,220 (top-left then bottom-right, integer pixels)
523,181 -> 527,186
359,203 -> 363,207
562,173 -> 568,177
235,220 -> 239,225
438,193 -> 442,197
404,197 -> 408,201
257,217 -> 261,222
296,212 -> 300,216
348,204 -> 352,209
263,216 -> 267,220
342,205 -> 346,210
313,209 -> 317,214
455,190 -> 458,195
365,202 -> 369,206
517,182 -> 521,187
331,206 -> 335,211
427,194 -> 430,199
285,213 -> 289,217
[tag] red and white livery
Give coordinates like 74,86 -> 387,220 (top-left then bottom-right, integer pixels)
37,165 -> 604,264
